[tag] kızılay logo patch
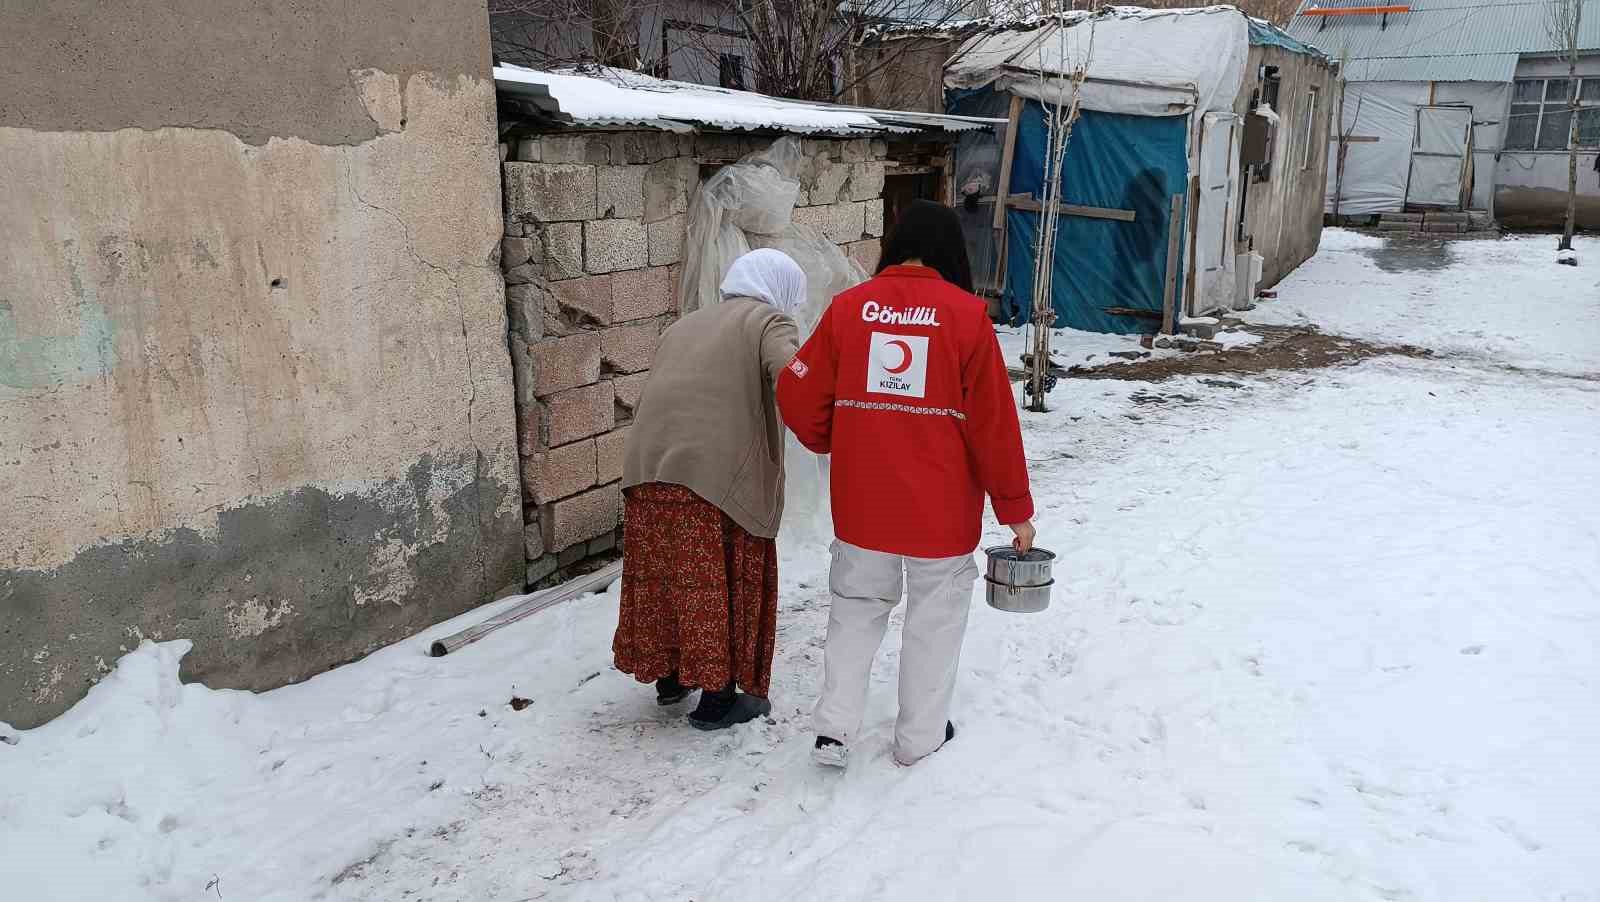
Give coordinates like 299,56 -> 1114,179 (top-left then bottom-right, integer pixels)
866,332 -> 929,399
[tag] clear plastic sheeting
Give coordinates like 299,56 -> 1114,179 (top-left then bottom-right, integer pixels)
679,136 -> 869,543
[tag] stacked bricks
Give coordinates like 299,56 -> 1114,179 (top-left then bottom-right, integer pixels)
500,130 -> 893,586
792,137 -> 889,272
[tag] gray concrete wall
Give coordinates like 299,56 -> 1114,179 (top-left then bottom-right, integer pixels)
492,0 -> 751,87
1495,54 -> 1600,229
0,1 -> 524,728
1238,45 -> 1339,288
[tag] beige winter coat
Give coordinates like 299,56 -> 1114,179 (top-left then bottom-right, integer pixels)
622,298 -> 801,538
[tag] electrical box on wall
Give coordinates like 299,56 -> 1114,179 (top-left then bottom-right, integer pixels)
1242,115 -> 1271,168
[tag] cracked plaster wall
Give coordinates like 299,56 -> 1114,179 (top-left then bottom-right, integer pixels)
0,1 -> 524,728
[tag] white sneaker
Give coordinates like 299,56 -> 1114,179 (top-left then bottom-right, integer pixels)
812,737 -> 847,768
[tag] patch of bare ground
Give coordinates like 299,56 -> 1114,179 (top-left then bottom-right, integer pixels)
1065,324 -> 1434,382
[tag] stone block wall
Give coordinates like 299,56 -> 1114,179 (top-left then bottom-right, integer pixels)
499,130 -> 890,585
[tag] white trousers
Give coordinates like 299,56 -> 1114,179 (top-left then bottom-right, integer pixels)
813,540 -> 980,764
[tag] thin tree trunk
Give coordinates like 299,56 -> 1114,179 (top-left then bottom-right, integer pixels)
1333,84 -> 1346,219
1561,0 -> 1581,250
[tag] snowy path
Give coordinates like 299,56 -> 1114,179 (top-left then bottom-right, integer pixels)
4,231 -> 1598,901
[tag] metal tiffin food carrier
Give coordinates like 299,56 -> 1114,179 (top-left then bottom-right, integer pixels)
982,546 -> 1055,613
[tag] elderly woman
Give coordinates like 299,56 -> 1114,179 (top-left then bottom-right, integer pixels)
613,248 -> 805,730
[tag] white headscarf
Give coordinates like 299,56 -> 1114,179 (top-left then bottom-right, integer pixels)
719,248 -> 807,317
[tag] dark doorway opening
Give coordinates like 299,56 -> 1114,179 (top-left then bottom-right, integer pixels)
883,170 -> 942,238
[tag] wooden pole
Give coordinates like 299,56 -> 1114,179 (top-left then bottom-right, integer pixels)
990,94 -> 1025,303
1161,193 -> 1183,336
430,561 -> 622,657
992,96 -> 1025,231
1183,174 -> 1201,322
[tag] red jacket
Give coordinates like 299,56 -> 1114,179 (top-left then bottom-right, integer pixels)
777,265 -> 1033,559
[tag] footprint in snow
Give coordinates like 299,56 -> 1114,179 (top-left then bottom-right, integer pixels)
1491,816 -> 1544,852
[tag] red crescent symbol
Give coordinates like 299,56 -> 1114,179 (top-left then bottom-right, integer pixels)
885,339 -> 914,375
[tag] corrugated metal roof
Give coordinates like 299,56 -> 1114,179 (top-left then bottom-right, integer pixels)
1341,51 -> 1520,81
494,65 -> 1001,137
1287,0 -> 1600,82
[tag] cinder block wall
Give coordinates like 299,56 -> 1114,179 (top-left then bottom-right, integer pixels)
498,131 -> 887,585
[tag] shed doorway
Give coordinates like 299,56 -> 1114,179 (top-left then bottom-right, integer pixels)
884,169 -> 942,237
1405,105 -> 1473,209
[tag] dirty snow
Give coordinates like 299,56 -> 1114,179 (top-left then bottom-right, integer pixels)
3,230 -> 1598,901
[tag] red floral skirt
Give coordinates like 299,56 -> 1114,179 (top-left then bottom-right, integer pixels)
612,483 -> 779,698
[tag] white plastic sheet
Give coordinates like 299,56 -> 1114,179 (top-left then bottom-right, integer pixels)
1327,82 -> 1511,215
1406,106 -> 1473,208
679,137 -> 870,543
1325,81 -> 1426,216
1434,81 -> 1510,213
946,7 -> 1249,118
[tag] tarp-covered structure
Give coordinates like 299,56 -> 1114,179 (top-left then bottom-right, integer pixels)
1320,81 -> 1511,215
946,6 -> 1326,333
1288,0 -> 1600,218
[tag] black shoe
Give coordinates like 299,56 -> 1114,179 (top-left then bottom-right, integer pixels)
945,721 -> 956,745
656,673 -> 691,706
689,682 -> 735,721
688,692 -> 771,731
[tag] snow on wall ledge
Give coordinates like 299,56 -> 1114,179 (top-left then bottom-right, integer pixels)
0,72 -> 523,729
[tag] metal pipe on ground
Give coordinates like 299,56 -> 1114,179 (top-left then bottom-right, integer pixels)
428,561 -> 624,657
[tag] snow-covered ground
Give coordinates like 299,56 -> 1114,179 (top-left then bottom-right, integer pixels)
1250,230 -> 1600,375
5,230 -> 1599,901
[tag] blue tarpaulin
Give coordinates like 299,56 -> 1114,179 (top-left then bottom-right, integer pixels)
952,89 -> 1190,334
1246,16 -> 1328,60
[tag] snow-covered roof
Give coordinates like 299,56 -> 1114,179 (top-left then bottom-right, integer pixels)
494,65 -> 1003,137
945,6 -> 1256,117
868,6 -> 1331,63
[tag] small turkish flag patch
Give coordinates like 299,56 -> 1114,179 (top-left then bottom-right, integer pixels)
787,357 -> 809,379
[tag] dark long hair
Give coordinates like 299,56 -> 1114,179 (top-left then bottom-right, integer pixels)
876,199 -> 975,294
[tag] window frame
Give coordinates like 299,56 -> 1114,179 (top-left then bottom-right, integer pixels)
717,53 -> 746,91
1506,76 -> 1600,151
1252,69 -> 1283,184
1302,86 -> 1320,171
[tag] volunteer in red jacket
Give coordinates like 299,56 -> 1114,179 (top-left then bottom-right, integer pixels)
777,199 -> 1036,768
